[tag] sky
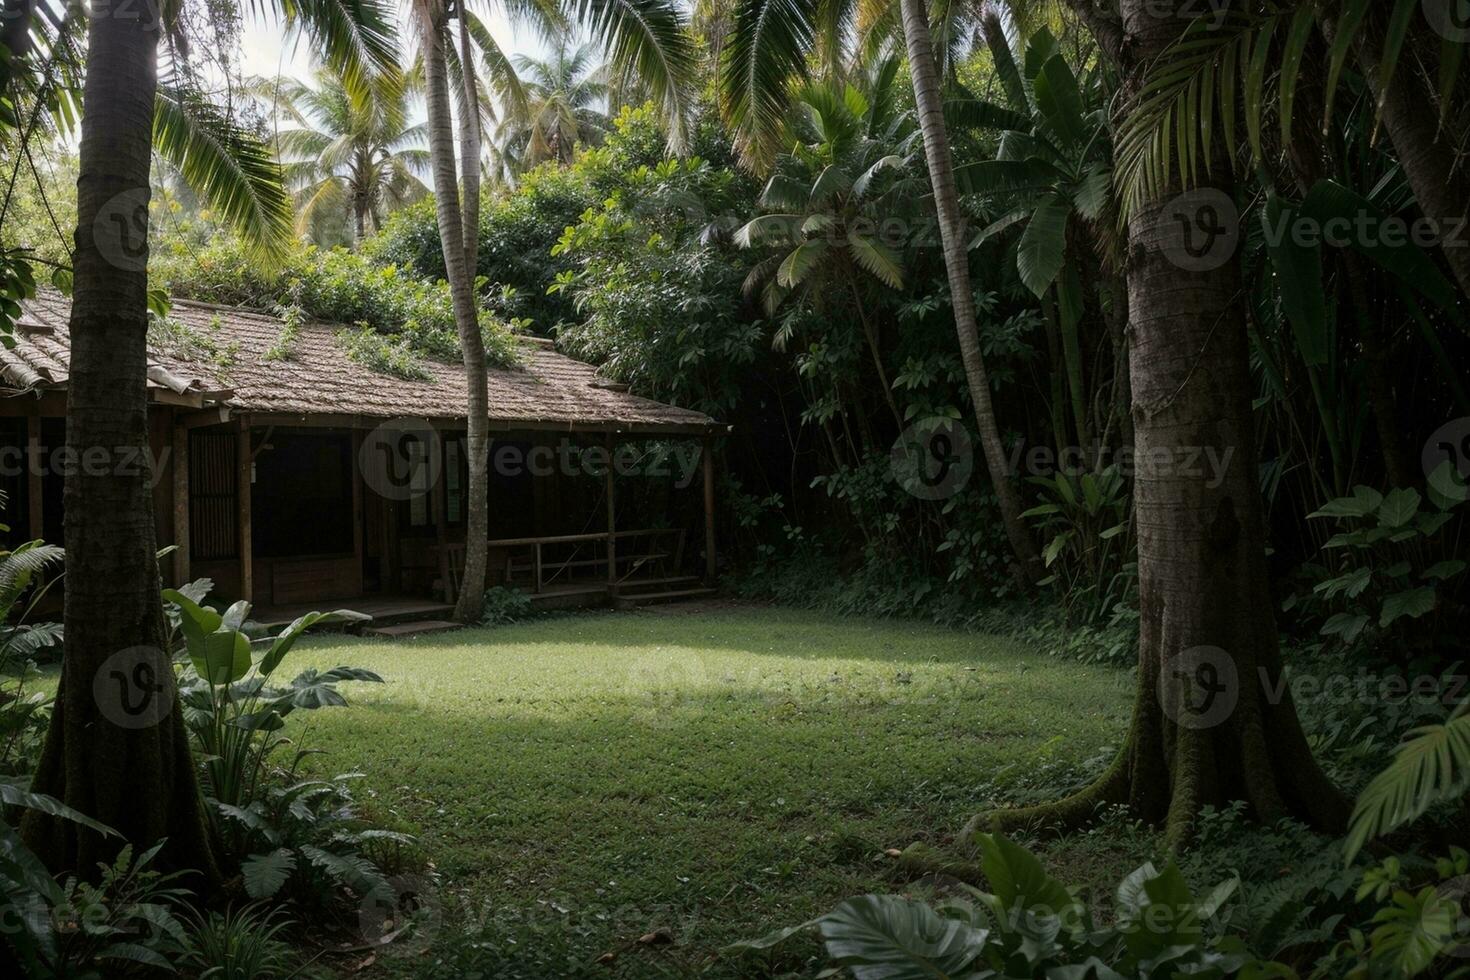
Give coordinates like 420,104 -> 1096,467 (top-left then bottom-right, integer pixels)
236,7 -> 545,87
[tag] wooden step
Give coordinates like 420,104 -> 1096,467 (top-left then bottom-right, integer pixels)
366,619 -> 463,639
614,575 -> 700,595
613,587 -> 716,610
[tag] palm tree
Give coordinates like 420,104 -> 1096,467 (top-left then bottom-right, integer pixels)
735,66 -> 919,428
257,64 -> 430,244
494,41 -> 611,172
721,0 -> 1045,582
414,0 -> 492,623
417,0 -> 695,622
17,2 -> 397,875
950,16 -> 1121,455
965,0 -> 1350,849
1110,1 -> 1470,303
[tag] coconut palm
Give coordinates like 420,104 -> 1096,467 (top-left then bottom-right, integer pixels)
13,1 -> 397,876
257,63 -> 430,244
735,63 -> 920,427
721,0 -> 1045,581
415,0 -> 696,622
950,16 -> 1119,454
494,41 -> 611,171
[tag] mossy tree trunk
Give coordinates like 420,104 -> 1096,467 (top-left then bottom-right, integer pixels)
967,0 -> 1348,850
22,9 -> 218,879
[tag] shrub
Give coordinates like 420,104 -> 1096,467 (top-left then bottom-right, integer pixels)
480,586 -> 532,626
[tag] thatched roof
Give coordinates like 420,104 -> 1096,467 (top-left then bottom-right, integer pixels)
7,289 -> 720,435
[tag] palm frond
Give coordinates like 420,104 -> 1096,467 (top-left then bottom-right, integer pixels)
566,0 -> 696,150
723,0 -> 815,169
1345,703 -> 1470,863
267,0 -> 400,106
154,85 -> 292,260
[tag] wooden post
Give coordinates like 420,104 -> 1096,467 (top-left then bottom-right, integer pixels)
171,423 -> 190,586
25,413 -> 43,542
702,435 -> 716,584
605,433 -> 616,592
237,421 -> 253,602
435,443 -> 451,604
351,429 -> 364,595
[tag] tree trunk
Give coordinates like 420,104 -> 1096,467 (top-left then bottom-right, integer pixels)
452,3 -> 490,622
1352,27 -> 1470,302
897,0 -> 1043,584
21,10 -> 218,880
966,0 -> 1347,850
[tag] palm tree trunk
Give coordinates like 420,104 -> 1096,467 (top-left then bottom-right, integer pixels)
21,10 -> 218,879
897,0 -> 1042,583
451,4 -> 490,622
966,0 -> 1346,849
1349,26 -> 1470,301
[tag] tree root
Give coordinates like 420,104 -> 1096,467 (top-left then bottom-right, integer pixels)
895,842 -> 986,885
958,751 -> 1131,852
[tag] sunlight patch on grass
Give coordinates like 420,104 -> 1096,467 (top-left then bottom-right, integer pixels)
284,605 -> 1130,977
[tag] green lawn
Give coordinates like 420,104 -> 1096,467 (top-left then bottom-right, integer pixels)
285,603 -> 1131,978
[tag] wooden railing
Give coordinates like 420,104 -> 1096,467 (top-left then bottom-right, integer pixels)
440,528 -> 686,601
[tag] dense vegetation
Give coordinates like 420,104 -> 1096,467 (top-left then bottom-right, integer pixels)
1,0 -> 1469,976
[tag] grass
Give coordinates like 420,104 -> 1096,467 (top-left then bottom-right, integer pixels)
281,603 -> 1132,977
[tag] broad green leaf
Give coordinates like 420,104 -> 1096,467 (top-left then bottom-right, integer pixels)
1379,587 -> 1436,628
817,894 -> 989,980
0,783 -> 118,838
242,847 -> 297,899
1321,613 -> 1369,643
1378,488 -> 1422,528
193,629 -> 251,686
258,609 -> 370,676
975,833 -> 1079,919
1016,195 -> 1070,298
